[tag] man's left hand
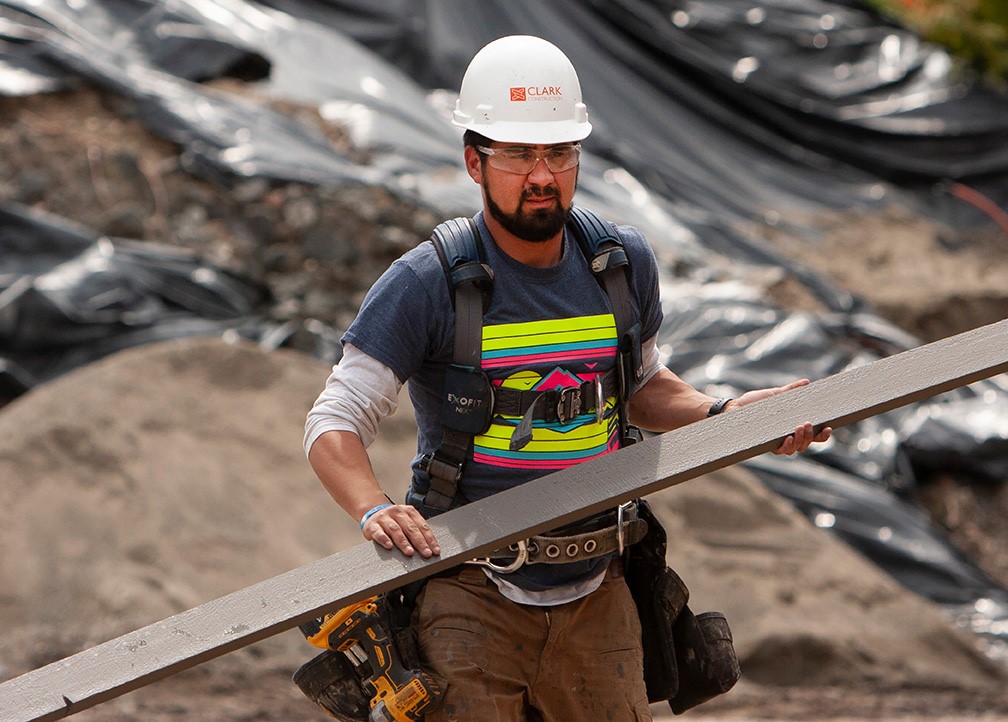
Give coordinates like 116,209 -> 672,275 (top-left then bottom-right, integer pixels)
732,379 -> 832,455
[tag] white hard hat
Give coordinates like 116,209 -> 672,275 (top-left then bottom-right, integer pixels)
452,35 -> 592,144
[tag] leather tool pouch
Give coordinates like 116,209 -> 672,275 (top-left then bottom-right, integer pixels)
668,607 -> 741,714
625,498 -> 686,702
625,499 -> 741,713
383,582 -> 433,676
292,649 -> 370,722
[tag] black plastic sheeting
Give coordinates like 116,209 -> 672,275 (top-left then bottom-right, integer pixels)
2,0 -> 1008,656
254,0 -> 1008,242
0,202 -> 271,400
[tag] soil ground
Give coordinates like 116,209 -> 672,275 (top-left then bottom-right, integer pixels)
1,86 -> 1008,720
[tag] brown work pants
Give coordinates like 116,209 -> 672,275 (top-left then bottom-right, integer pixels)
414,564 -> 652,722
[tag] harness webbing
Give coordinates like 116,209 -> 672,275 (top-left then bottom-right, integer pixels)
567,206 -> 642,443
423,217 -> 489,510
567,206 -> 635,342
420,207 -> 641,511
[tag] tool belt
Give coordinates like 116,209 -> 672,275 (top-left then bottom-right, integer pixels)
467,501 -> 648,573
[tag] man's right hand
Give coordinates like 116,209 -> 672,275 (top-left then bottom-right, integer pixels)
362,503 -> 441,559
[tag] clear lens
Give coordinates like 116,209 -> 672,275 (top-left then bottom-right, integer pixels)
477,144 -> 581,174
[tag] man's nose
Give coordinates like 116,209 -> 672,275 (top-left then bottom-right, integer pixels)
526,156 -> 555,183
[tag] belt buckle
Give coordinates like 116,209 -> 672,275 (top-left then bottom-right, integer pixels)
616,501 -> 635,555
556,387 -> 582,424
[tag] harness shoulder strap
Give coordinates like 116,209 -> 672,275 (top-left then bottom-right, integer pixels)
431,217 -> 493,367
567,206 -> 643,388
567,206 -> 633,338
421,217 -> 493,510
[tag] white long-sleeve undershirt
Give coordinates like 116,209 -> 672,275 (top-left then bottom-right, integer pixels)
304,342 -> 403,456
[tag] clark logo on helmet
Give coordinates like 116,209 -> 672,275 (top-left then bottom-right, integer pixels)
510,86 -> 563,102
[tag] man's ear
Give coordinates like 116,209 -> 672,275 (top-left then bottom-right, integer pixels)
464,145 -> 483,184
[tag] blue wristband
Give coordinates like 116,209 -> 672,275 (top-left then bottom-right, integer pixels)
360,503 -> 393,529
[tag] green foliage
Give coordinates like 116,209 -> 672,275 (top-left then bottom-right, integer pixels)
865,0 -> 1008,87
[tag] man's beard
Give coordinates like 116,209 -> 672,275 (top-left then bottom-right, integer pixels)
485,183 -> 572,243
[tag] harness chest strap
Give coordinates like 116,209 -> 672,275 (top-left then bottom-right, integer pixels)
492,369 -> 619,423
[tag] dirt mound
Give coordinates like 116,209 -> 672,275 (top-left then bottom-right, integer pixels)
761,204 -> 1008,344
2,337 -> 1006,720
656,467 -> 1008,719
0,337 -> 418,719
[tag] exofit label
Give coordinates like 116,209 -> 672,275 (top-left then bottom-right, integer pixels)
509,86 -> 563,101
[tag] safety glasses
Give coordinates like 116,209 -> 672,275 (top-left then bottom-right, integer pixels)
476,143 -> 581,174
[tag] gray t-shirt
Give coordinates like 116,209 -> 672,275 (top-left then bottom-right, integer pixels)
343,211 -> 662,590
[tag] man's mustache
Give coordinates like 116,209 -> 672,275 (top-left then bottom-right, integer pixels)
521,185 -> 560,201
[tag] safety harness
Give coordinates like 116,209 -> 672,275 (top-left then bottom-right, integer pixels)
417,206 -> 645,513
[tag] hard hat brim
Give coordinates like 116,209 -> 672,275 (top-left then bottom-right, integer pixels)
453,118 -> 592,145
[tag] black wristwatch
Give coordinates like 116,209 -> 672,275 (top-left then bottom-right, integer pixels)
707,397 -> 733,417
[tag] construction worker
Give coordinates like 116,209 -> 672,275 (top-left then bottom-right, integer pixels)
304,35 -> 831,722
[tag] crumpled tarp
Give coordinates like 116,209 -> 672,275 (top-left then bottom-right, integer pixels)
2,0 -> 1008,656
0,202 -> 271,400
255,0 -> 1008,228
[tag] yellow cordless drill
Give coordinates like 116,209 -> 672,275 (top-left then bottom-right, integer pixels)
300,596 -> 443,722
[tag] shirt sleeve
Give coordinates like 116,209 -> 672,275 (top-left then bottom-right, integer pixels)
304,343 -> 403,456
341,249 -> 452,384
639,333 -> 663,387
616,224 -> 664,343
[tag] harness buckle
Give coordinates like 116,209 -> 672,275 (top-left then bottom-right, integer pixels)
556,387 -> 582,424
595,378 -> 604,423
418,452 -> 463,484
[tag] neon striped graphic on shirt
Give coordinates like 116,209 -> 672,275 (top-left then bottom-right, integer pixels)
480,314 -> 618,369
473,313 -> 622,470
